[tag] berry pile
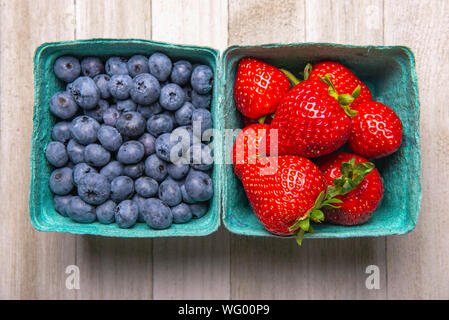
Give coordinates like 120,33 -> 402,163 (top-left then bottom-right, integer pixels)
47,53 -> 214,229
233,58 -> 403,245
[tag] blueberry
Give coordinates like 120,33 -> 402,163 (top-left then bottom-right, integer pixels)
51,121 -> 71,143
130,73 -> 161,105
144,154 -> 168,182
158,178 -> 182,207
134,176 -> 158,198
100,160 -> 123,181
69,76 -> 100,109
77,172 -> 110,205
54,56 -> 81,83
171,203 -> 192,223
46,141 -> 68,167
97,125 -> 123,151
132,194 -> 146,222
67,196 -> 96,223
49,91 -> 78,119
81,57 -> 104,78
155,133 -> 181,162
67,139 -> 85,164
116,111 -> 146,138
105,57 -> 129,76
137,102 -> 162,119
192,108 -> 212,138
84,99 -> 109,122
84,143 -> 111,167
93,74 -> 111,99
108,74 -> 132,100
70,115 -> 100,145
167,159 -> 190,180
191,90 -> 211,109
73,163 -> 97,185
189,143 -> 214,171
148,52 -> 172,82
138,133 -> 155,156
49,167 -> 73,195
181,184 -> 196,204
191,65 -> 213,94
170,60 -> 192,86
102,105 -> 121,126
123,162 -> 145,179
127,55 -> 149,77
96,200 -> 116,224
190,202 -> 209,219
184,170 -> 213,202
146,113 -> 173,136
53,195 -> 73,217
141,198 -> 173,229
183,85 -> 193,102
110,176 -> 134,202
116,99 -> 137,112
115,200 -> 138,228
172,125 -> 200,151
117,140 -> 145,164
175,102 -> 194,125
159,83 -> 185,111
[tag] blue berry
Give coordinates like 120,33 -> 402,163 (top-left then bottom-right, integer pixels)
73,163 -> 97,185
144,154 -> 168,182
191,90 -> 211,109
49,91 -> 78,119
190,202 -> 209,219
183,85 -> 193,102
100,160 -> 123,181
69,76 -> 100,109
173,125 -> 200,150
146,113 -> 173,136
138,133 -> 156,156
171,203 -> 193,223
159,83 -> 185,111
191,65 -> 213,94
67,196 -> 96,223
155,133 -> 181,162
93,74 -> 111,99
132,194 -> 146,222
67,139 -> 85,164
98,125 -> 123,151
49,167 -> 73,195
53,195 -> 73,217
81,57 -> 104,78
70,116 -> 100,145
192,108 -> 212,137
181,184 -> 196,204
102,105 -> 121,126
158,178 -> 182,207
51,121 -> 71,143
127,55 -> 149,77
115,200 -> 138,228
123,162 -> 145,179
117,140 -> 145,164
167,159 -> 190,180
116,98 -> 137,112
84,143 -> 111,167
148,52 -> 172,82
46,141 -> 68,167
116,111 -> 146,138
54,56 -> 81,83
189,143 -> 213,171
175,102 -> 194,125
137,102 -> 162,119
84,99 -> 109,122
77,172 -> 110,205
184,170 -> 213,202
110,176 -> 134,202
135,176 -> 158,198
141,198 -> 173,229
130,73 -> 161,105
105,57 -> 129,76
96,200 -> 116,224
108,74 -> 132,100
170,60 -> 192,86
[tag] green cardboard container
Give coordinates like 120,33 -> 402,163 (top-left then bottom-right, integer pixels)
222,43 -> 421,238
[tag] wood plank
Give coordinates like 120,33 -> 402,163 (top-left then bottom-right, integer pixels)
229,0 -> 387,299
74,0 -> 153,300
384,0 -> 449,299
0,0 -> 77,299
151,0 -> 230,300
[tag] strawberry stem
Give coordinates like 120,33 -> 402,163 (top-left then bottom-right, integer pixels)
319,74 -> 359,118
303,63 -> 313,81
281,69 -> 300,87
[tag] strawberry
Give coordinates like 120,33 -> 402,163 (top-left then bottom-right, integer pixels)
317,152 -> 384,225
308,61 -> 372,110
233,124 -> 271,179
242,114 -> 273,127
270,79 -> 352,158
348,101 -> 403,159
234,58 -> 290,119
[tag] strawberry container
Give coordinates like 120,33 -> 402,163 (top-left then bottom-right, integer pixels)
31,39 -> 223,237
223,43 -> 422,238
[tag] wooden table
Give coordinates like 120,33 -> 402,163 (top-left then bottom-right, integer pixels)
0,0 -> 448,299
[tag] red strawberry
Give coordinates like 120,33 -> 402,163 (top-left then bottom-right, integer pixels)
241,155 -> 328,244
317,152 -> 384,225
349,101 -> 403,159
270,79 -> 352,158
234,58 -> 290,119
233,124 -> 271,179
308,61 -> 372,110
242,114 -> 273,127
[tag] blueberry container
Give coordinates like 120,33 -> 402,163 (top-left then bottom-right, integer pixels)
223,43 -> 421,238
31,39 -> 222,237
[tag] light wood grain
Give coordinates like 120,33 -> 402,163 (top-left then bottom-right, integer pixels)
0,0 -> 77,299
151,0 -> 230,300
384,0 -> 449,299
